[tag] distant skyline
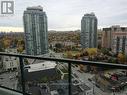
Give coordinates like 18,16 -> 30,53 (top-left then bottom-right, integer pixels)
0,0 -> 127,32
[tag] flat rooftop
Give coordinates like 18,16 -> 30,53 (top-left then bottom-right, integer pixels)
27,61 -> 57,72
27,6 -> 43,11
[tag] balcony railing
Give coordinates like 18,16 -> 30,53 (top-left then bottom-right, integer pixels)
0,52 -> 127,95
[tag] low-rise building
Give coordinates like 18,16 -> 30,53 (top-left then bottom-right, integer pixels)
49,80 -> 68,95
72,84 -> 93,95
102,25 -> 127,54
49,78 -> 93,95
24,61 -> 60,82
27,84 -> 51,95
3,48 -> 19,71
102,28 -> 112,49
112,32 -> 127,54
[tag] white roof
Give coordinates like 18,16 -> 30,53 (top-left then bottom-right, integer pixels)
28,61 -> 57,72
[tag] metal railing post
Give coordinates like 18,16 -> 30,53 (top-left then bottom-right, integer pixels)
19,57 -> 25,95
68,62 -> 72,95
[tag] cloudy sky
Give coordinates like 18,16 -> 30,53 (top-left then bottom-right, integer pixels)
0,0 -> 127,32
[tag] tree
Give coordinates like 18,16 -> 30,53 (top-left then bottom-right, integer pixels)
83,51 -> 89,56
117,53 -> 126,63
17,39 -> 25,53
3,38 -> 11,48
49,44 -> 53,50
86,48 -> 97,56
17,40 -> 25,48
75,53 -> 81,59
101,48 -> 110,55
108,57 -> 117,63
0,41 -> 4,52
55,43 -> 63,49
24,59 -> 29,65
17,46 -> 24,53
66,51 -> 73,59
13,38 -> 18,45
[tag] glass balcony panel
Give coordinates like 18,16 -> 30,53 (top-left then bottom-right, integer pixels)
71,64 -> 127,95
23,58 -> 69,95
0,56 -> 22,92
0,53 -> 127,95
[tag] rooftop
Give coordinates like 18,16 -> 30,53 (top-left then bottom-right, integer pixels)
27,61 -> 56,72
27,6 -> 43,11
83,12 -> 96,17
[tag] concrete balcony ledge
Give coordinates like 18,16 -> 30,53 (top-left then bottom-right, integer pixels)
0,87 -> 23,95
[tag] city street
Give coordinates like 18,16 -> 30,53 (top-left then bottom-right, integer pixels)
71,65 -> 127,95
71,66 -> 109,95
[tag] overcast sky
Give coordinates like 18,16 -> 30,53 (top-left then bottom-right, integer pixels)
0,0 -> 127,32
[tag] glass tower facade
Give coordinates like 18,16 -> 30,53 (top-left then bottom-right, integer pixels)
23,6 -> 48,55
81,13 -> 97,48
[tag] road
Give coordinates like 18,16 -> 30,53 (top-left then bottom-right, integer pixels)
71,65 -> 127,95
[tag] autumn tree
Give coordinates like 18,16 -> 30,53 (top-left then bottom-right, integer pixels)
0,40 -> 4,52
17,39 -> 25,53
66,51 -> 73,59
86,48 -> 97,56
117,53 -> 126,63
3,37 -> 12,48
101,48 -> 110,55
74,53 -> 81,60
